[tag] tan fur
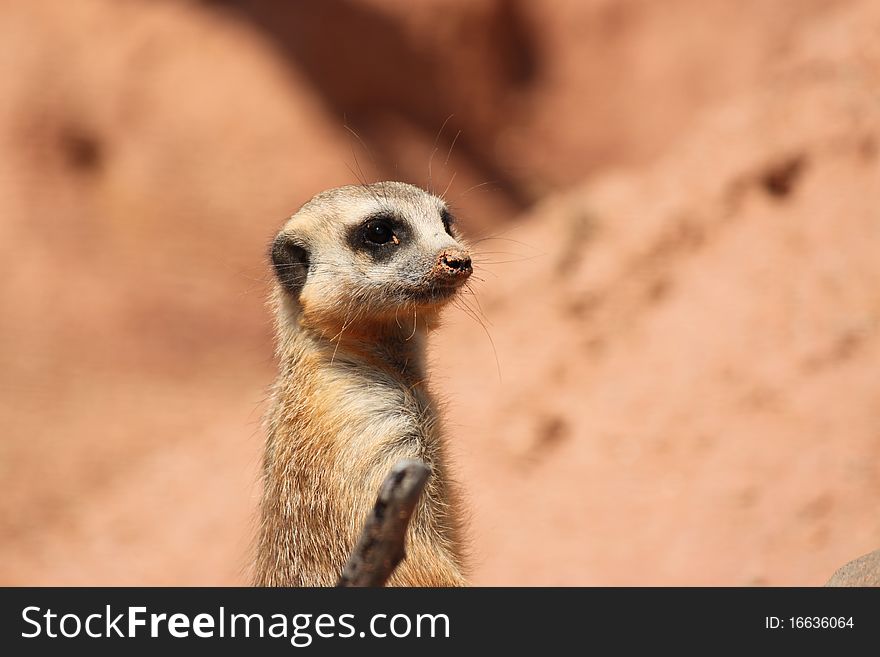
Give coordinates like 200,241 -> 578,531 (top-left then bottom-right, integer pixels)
255,182 -> 470,586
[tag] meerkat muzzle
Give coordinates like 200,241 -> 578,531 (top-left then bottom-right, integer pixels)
436,248 -> 473,283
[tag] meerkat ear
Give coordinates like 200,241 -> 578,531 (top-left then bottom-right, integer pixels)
271,233 -> 310,297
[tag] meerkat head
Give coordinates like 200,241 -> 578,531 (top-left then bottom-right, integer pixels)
271,182 -> 472,333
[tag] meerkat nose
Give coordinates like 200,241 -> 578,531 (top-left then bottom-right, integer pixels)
439,249 -> 473,277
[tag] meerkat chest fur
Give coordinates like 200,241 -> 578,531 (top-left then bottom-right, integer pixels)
256,182 -> 472,587
276,329 -> 441,473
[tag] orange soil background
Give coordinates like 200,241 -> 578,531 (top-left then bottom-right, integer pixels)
1,0 -> 878,585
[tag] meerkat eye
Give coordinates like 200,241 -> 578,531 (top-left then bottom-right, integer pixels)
363,217 -> 398,245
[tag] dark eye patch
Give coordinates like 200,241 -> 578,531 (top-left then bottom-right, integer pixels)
347,212 -> 408,261
440,208 -> 455,236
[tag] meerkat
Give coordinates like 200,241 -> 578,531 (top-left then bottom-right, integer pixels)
255,181 -> 472,587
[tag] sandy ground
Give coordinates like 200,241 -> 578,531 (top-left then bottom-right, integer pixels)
1,0 -> 878,585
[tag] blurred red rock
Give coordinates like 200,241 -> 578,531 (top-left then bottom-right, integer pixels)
0,0 -> 877,584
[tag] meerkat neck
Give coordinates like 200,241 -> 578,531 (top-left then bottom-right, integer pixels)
278,301 -> 431,385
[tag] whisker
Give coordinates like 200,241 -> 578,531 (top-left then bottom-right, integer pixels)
428,114 -> 454,195
458,288 -> 490,326
444,129 -> 462,167
452,180 -> 496,205
452,295 -> 502,382
462,282 -> 489,324
471,255 -> 542,266
330,298 -> 359,365
406,304 -> 418,341
470,234 -> 536,249
441,170 -> 458,201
